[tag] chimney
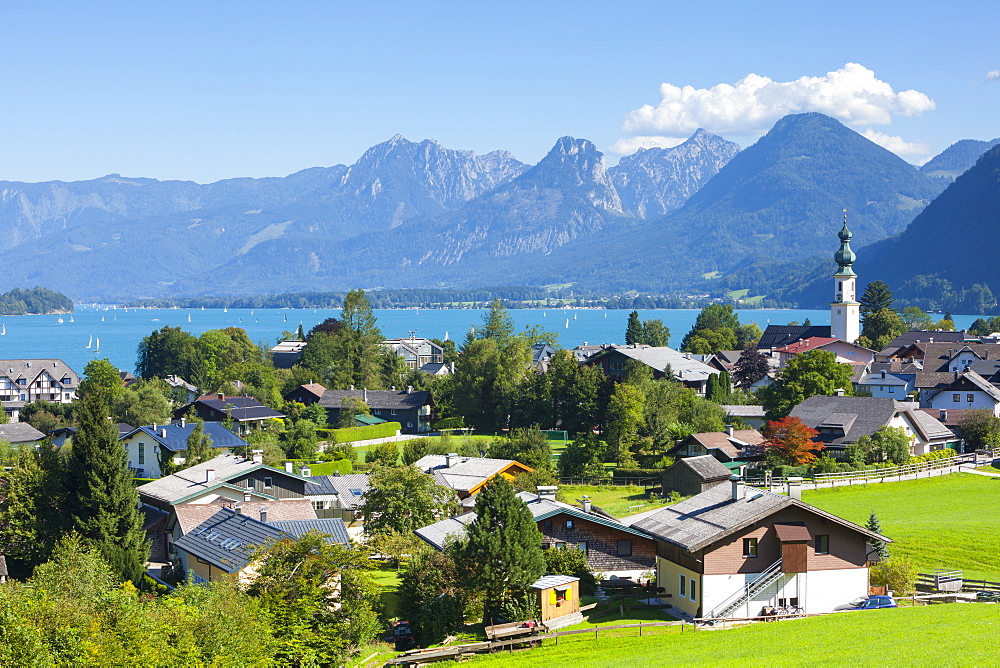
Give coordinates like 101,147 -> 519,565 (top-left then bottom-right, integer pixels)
581,495 -> 592,514
725,424 -> 734,436
251,449 -> 263,465
730,475 -> 743,501
217,392 -> 225,401
363,388 -> 368,402
299,465 -> 311,477
407,385 -> 414,394
259,508 -> 268,523
206,468 -> 216,483
349,385 -> 354,391
881,370 -> 886,378
939,409 -> 947,421
445,452 -> 459,468
450,362 -> 455,373
835,388 -> 846,397
243,492 -> 251,502
234,504 -> 243,514
284,461 -> 293,473
786,476 -> 803,501
180,417 -> 186,427
161,428 -> 167,438
537,485 -> 557,501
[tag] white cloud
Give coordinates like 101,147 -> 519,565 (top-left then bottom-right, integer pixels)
622,63 -> 935,136
987,70 -> 1000,82
606,135 -> 687,156
861,129 -> 930,159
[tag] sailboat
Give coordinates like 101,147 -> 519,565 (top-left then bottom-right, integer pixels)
1,324 -> 5,335
604,312 -> 607,318
70,315 -> 75,322
57,317 -> 63,323
100,315 -> 105,322
574,313 -> 577,320
94,337 -> 101,353
543,311 -> 546,317
284,312 -> 288,322
251,310 -> 254,316
188,313 -> 192,322
224,306 -> 228,313
201,306 -> 205,310
565,318 -> 570,329
444,330 -> 449,341
86,335 -> 92,349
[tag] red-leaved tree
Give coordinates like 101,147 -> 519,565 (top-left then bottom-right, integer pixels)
763,416 -> 823,466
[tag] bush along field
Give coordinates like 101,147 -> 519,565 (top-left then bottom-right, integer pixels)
802,473 -> 1000,580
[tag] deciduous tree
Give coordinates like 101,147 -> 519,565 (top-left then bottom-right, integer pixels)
762,416 -> 823,466
759,349 -> 854,420
361,465 -> 459,538
732,343 -> 770,389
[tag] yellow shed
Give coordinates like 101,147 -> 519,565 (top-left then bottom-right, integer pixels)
531,575 -> 580,623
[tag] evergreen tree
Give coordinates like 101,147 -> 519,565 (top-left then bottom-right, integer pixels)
182,419 -> 215,469
64,388 -> 148,582
732,343 -> 770,389
860,307 -> 906,350
606,383 -> 644,467
865,510 -> 890,561
480,299 -> 516,342
641,319 -> 670,346
860,281 -> 895,319
457,477 -> 545,616
625,311 -> 643,345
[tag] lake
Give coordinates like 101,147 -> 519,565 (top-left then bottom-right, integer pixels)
0,305 -> 981,377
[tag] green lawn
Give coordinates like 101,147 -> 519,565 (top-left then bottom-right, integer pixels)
802,473 -> 1000,580
457,603 -> 998,666
370,563 -> 403,619
977,464 -> 1000,474
559,599 -> 677,630
556,485 -> 680,518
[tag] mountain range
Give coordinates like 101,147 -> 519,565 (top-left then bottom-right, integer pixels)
1,114 -> 996,303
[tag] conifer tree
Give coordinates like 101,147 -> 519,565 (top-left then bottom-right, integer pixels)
65,388 -> 149,583
458,477 -> 545,615
182,418 -> 214,470
865,510 -> 890,561
625,311 -> 642,345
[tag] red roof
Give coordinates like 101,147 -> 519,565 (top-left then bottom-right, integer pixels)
774,337 -> 840,354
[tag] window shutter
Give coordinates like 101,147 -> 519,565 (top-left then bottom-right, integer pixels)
549,590 -> 556,605
565,587 -> 572,602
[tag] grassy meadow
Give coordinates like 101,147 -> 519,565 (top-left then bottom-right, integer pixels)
556,484 -> 678,518
802,473 -> 1000,580
456,603 -> 997,667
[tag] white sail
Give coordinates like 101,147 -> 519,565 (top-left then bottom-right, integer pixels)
70,315 -> 75,322
574,314 -> 577,320
565,318 -> 570,328
444,330 -> 449,341
94,337 -> 100,353
57,317 -> 63,323
224,306 -> 228,312
86,335 -> 92,349
1,324 -> 5,335
101,316 -> 105,322
188,313 -> 192,322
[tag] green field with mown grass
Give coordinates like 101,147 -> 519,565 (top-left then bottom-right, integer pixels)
456,603 -> 998,666
556,485 -> 680,518
802,473 -> 1000,580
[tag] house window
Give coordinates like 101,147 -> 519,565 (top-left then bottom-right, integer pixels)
967,394 -> 975,402
888,386 -> 894,393
138,445 -> 144,465
192,573 -> 208,585
953,394 -> 961,403
743,537 -> 758,558
313,501 -> 325,510
264,477 -> 273,489
565,520 -> 574,530
390,409 -> 397,416
690,579 -> 697,601
555,588 -> 568,602
544,520 -> 552,530
373,409 -> 382,415
617,539 -> 632,556
610,362 -> 625,371
577,541 -> 588,554
816,535 -> 830,554
555,542 -> 566,549
679,575 -> 686,597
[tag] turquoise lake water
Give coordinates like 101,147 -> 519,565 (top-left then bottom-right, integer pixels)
0,306 -> 980,377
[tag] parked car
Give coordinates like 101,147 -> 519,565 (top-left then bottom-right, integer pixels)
975,590 -> 1000,602
393,620 -> 415,650
846,595 -> 897,610
834,596 -> 870,611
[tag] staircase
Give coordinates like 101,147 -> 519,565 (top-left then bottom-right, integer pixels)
709,559 -> 784,619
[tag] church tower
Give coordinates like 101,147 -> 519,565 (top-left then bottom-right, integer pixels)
830,211 -> 860,343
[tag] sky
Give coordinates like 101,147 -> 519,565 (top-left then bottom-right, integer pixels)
0,0 -> 998,183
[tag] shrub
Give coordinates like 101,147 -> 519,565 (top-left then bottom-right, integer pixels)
433,416 -> 465,431
870,557 -> 917,595
909,448 -> 957,464
327,422 -> 401,444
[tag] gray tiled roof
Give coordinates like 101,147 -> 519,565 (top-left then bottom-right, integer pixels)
674,455 -> 732,481
414,455 -> 522,494
173,507 -> 286,573
269,519 -> 350,545
122,422 -> 248,452
192,397 -> 286,422
878,330 -> 967,355
630,482 -> 890,552
588,346 -> 717,383
306,474 -> 370,509
136,453 -> 301,504
788,396 -> 901,446
758,326 -> 832,350
929,370 -> 1000,403
320,389 -> 431,411
0,422 -> 45,443
922,342 -> 1000,372
414,491 -> 647,550
0,359 -> 80,386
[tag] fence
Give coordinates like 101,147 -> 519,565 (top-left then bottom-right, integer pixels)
558,476 -> 660,487
744,452 -> 978,488
917,571 -> 1000,593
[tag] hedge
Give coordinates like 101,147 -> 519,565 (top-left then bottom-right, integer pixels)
612,468 -> 665,480
433,417 -> 465,430
909,447 -> 957,464
321,422 -> 402,444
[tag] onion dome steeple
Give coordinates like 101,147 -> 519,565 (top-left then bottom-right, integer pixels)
833,210 -> 856,277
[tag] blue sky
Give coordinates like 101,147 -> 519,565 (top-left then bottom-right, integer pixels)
1,0 -> 998,183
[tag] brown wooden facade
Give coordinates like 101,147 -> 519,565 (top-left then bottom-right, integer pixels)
539,511 -> 655,573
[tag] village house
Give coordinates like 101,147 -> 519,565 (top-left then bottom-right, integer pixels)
120,420 -> 250,479
773,337 -> 874,369
172,506 -> 349,584
0,422 -> 46,446
381,337 -> 446,373
269,340 -> 307,369
415,487 -> 657,579
629,477 -> 890,619
175,394 -> 286,434
582,345 -> 716,395
668,427 -> 766,468
788,394 -> 958,457
923,370 -> 1000,415
0,359 -> 79,418
413,453 -> 533,502
286,385 -> 434,434
306,472 -> 371,526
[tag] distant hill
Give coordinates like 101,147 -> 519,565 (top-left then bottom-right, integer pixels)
920,138 -> 1000,183
0,287 -> 73,315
